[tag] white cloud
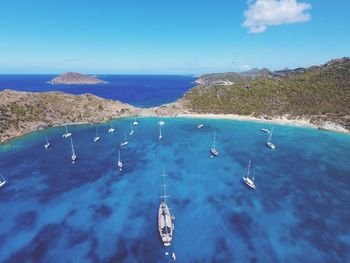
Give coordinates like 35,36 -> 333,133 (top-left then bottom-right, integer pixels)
243,0 -> 312,33
239,64 -> 252,70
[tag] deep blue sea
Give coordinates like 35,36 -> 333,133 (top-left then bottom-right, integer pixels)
0,75 -> 196,107
0,117 -> 349,262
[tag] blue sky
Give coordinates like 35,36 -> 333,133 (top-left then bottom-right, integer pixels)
0,0 -> 349,74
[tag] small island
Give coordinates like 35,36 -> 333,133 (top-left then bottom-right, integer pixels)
48,72 -> 106,85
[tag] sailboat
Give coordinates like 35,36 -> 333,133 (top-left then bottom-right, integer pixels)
62,124 -> 72,138
197,124 -> 204,129
93,127 -> 100,142
44,135 -> 50,149
210,131 -> 219,156
133,118 -> 139,126
242,159 -> 255,189
108,123 -> 115,133
261,128 -> 270,134
129,122 -> 134,135
159,124 -> 163,140
118,150 -> 123,171
266,127 -> 276,149
70,138 -> 77,163
158,120 -> 165,126
120,133 -> 129,146
158,168 -> 174,247
0,175 -> 6,188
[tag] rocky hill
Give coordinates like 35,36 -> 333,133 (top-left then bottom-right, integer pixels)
183,57 -> 350,130
0,90 -> 136,143
48,72 -> 106,85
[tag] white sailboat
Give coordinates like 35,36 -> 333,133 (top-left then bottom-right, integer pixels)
129,122 -> 134,135
44,135 -> 50,149
210,131 -> 219,156
118,150 -> 123,171
261,128 -> 270,134
159,124 -> 163,140
242,159 -> 255,189
0,175 -> 6,188
158,120 -> 165,126
62,124 -> 72,138
158,168 -> 174,247
108,123 -> 115,133
93,127 -> 100,142
70,138 -> 77,163
133,118 -> 139,126
197,124 -> 204,129
266,127 -> 276,149
120,133 -> 129,146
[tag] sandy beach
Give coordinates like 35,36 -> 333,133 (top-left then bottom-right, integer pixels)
171,113 -> 350,135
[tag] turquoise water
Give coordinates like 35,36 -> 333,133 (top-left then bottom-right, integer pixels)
0,118 -> 350,262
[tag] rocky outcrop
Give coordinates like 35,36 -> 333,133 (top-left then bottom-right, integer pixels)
48,72 -> 106,85
0,90 -> 136,143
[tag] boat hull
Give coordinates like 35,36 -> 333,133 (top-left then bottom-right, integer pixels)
211,148 -> 219,156
158,201 -> 173,246
243,177 -> 255,189
266,142 -> 276,149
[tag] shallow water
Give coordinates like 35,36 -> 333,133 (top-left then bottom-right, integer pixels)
0,118 -> 349,262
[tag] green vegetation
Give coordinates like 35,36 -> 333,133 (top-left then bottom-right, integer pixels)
184,58 -> 350,129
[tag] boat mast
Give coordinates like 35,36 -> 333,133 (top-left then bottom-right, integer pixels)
124,132 -> 127,141
65,124 -> 68,133
70,138 -> 75,156
213,131 -> 216,148
268,128 -> 273,142
118,150 -> 121,162
159,125 -> 162,137
247,159 -> 251,178
160,167 -> 169,203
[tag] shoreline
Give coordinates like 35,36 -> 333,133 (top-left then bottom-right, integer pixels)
1,113 -> 349,146
172,113 -> 350,135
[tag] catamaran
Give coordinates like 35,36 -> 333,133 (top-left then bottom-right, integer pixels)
70,138 -> 77,163
93,127 -> 100,142
0,175 -> 6,188
118,150 -> 123,171
62,124 -> 72,138
159,124 -> 163,140
242,159 -> 255,189
120,133 -> 129,146
158,168 -> 174,247
210,131 -> 219,156
133,118 -> 139,126
44,135 -> 50,149
108,123 -> 115,133
129,122 -> 134,135
266,127 -> 276,149
261,128 -> 270,134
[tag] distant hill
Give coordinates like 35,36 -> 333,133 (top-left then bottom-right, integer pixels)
48,72 -> 106,85
184,57 -> 350,130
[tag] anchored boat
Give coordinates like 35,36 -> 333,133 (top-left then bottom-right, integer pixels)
158,168 -> 174,246
0,175 -> 6,188
70,138 -> 77,163
120,133 -> 129,146
242,159 -> 255,189
266,127 -> 276,149
210,131 -> 219,156
44,135 -> 50,149
62,124 -> 72,138
118,150 -> 123,171
93,127 -> 100,142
